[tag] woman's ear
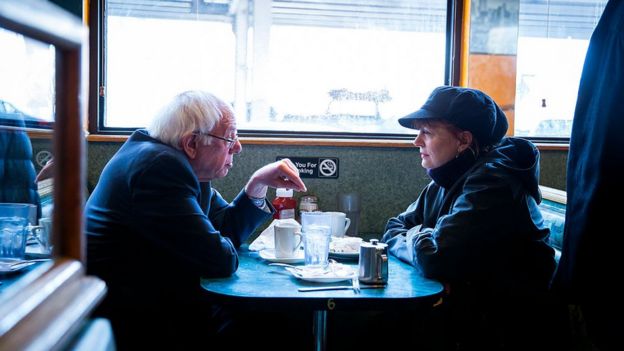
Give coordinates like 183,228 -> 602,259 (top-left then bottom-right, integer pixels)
457,131 -> 474,153
180,134 -> 198,159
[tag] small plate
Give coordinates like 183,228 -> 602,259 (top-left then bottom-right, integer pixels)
285,263 -> 356,283
0,259 -> 36,274
259,248 -> 304,264
329,236 -> 362,261
329,250 -> 359,260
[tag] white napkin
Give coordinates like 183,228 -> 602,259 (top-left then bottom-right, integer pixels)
292,263 -> 355,278
248,218 -> 301,251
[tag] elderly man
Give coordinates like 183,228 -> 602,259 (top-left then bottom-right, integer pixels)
86,91 -> 306,349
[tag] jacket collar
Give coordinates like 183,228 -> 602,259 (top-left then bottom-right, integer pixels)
427,150 -> 477,189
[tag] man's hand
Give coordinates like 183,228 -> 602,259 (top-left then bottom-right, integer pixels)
35,160 -> 54,183
245,159 -> 307,198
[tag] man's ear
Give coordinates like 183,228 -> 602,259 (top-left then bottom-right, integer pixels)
180,134 -> 198,159
457,131 -> 473,153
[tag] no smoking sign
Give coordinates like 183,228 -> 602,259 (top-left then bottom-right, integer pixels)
276,156 -> 339,179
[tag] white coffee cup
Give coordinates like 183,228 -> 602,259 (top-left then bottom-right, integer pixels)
326,211 -> 351,237
274,222 -> 302,258
31,217 -> 53,254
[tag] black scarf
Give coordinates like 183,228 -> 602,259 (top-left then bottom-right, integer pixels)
427,150 -> 477,189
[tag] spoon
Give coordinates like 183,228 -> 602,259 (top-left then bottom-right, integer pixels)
0,258 -> 51,268
268,262 -> 304,270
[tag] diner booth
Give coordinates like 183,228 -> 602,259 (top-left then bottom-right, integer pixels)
1,0 -> 614,349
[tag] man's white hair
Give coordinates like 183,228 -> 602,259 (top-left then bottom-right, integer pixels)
147,91 -> 233,149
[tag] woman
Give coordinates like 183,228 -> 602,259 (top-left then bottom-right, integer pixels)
382,86 -> 557,350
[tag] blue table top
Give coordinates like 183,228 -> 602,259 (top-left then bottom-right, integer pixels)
200,248 -> 444,311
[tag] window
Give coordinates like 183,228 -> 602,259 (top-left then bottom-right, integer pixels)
97,0 -> 608,140
98,0 -> 449,137
0,28 -> 55,129
464,0 -> 606,140
513,0 -> 607,138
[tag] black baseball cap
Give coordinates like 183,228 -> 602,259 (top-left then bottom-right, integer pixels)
398,86 -> 509,146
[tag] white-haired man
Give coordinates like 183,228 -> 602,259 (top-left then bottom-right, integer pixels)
86,91 -> 306,349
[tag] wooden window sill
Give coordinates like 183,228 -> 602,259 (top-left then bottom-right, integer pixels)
84,134 -> 570,150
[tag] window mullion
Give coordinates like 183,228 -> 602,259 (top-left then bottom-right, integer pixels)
232,0 -> 250,122
250,0 -> 272,123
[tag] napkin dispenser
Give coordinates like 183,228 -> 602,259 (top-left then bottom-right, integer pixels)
358,239 -> 388,284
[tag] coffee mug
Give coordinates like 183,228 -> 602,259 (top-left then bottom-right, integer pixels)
31,217 -> 53,255
274,222 -> 302,258
326,211 -> 351,237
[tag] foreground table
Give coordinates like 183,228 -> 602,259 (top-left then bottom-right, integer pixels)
200,248 -> 444,351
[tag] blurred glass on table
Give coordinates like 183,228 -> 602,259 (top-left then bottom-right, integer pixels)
0,203 -> 31,259
337,193 -> 361,237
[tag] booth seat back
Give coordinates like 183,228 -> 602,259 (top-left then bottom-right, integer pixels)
539,198 -> 566,262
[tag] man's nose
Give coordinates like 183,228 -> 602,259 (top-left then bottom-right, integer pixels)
231,139 -> 242,154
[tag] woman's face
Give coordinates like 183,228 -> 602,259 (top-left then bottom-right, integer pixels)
413,121 -> 464,170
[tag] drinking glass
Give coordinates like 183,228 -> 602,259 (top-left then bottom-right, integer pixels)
0,203 -> 31,259
303,225 -> 331,267
301,212 -> 332,236
337,193 -> 361,237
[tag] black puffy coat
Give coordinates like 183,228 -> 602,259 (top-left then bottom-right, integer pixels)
0,125 -> 40,213
383,137 -> 555,298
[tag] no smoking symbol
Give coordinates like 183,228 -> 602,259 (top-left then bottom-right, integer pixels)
319,159 -> 338,177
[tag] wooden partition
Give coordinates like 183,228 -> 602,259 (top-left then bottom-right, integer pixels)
0,1 -> 106,349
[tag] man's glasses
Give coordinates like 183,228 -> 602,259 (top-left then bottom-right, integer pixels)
193,131 -> 238,150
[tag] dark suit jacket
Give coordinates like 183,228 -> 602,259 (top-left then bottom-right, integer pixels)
86,129 -> 272,306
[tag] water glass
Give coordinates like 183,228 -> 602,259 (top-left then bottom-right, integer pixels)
0,203 -> 31,259
301,212 -> 333,236
303,225 -> 331,267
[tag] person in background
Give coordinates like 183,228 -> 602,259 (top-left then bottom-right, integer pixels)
85,90 -> 306,349
0,119 -> 40,218
382,86 -> 557,350
554,1 -> 624,349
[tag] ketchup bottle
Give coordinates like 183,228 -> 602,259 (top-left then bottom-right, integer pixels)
272,188 -> 296,219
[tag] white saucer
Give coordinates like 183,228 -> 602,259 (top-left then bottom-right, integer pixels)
0,259 -> 36,273
285,263 -> 356,283
259,248 -> 304,264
